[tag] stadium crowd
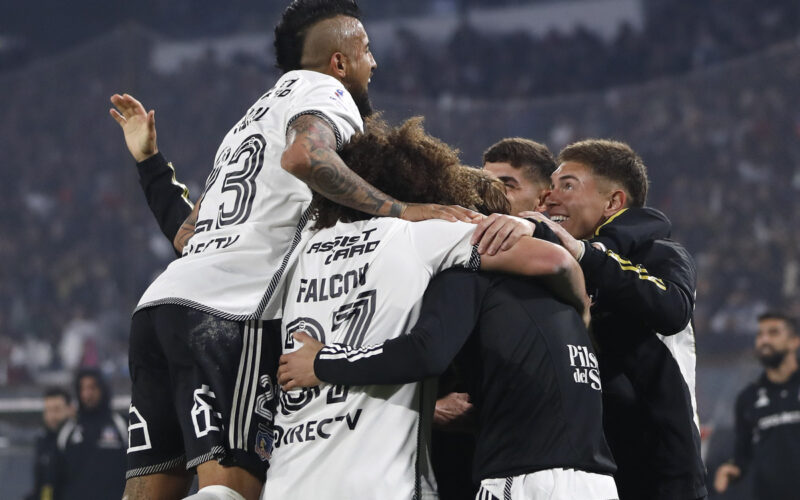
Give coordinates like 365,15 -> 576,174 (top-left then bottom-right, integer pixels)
0,1 -> 798,406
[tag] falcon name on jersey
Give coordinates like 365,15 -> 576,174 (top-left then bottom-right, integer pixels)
137,70 -> 363,320
263,218 -> 480,500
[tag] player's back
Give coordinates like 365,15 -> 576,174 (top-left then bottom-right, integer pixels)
264,217 -> 479,500
137,70 -> 363,320
454,273 -> 616,482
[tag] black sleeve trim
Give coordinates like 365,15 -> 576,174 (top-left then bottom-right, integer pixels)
136,152 -> 193,254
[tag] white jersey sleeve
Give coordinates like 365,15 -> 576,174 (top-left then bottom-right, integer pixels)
407,220 -> 481,274
135,70 -> 364,320
285,77 -> 363,150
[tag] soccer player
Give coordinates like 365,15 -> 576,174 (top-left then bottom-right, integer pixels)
277,272 -> 619,500
524,140 -> 706,500
714,312 -> 800,499
109,2 -> 476,499
262,117 -> 590,500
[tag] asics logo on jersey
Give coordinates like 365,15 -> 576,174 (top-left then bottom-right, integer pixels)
567,344 -> 601,391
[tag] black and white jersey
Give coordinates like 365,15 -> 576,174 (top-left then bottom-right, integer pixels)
137,70 -> 363,320
733,369 -> 800,499
577,207 -> 707,500
312,270 -> 617,483
264,218 -> 480,500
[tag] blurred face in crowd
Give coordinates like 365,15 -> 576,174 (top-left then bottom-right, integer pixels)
546,161 -> 623,240
484,161 -> 547,214
79,376 -> 103,410
43,395 -> 72,431
755,318 -> 799,368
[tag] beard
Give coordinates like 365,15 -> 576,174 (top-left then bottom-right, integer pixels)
757,347 -> 788,369
351,87 -> 374,118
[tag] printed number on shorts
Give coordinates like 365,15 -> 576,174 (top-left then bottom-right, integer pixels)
191,384 -> 223,438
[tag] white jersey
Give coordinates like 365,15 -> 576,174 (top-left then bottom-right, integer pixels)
136,70 -> 363,320
263,218 -> 480,500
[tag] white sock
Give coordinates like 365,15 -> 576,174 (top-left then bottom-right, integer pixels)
183,485 -> 247,500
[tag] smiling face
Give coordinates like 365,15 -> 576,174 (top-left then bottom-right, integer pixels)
546,161 -> 622,239
484,161 -> 547,214
341,20 -> 376,96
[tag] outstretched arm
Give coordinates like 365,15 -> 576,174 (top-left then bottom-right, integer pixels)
278,270 -> 485,389
110,94 -> 194,254
479,236 -> 590,324
281,115 -> 479,223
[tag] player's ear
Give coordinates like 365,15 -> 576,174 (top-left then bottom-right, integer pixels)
604,189 -> 626,217
329,52 -> 347,79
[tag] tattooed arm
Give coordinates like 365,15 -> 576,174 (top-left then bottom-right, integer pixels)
281,115 -> 478,222
173,196 -> 202,254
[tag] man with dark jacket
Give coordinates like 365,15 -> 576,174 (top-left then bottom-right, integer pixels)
525,139 -> 707,500
277,268 -> 618,499
55,369 -> 127,500
26,387 -> 73,500
714,312 -> 800,499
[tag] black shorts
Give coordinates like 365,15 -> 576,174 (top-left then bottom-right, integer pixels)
126,304 -> 280,481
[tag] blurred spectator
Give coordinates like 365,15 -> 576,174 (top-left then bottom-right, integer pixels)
54,369 -> 127,500
25,387 -> 74,500
713,312 -> 800,499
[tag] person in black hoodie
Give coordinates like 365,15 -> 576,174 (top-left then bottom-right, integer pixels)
54,368 -> 127,500
522,139 -> 706,500
26,387 -> 73,500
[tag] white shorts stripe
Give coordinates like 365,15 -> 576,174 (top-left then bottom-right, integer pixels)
242,320 -> 263,449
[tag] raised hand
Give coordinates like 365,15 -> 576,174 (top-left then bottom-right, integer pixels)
109,93 -> 158,162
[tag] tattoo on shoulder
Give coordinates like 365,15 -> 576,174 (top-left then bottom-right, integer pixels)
287,114 -> 405,217
287,114 -> 337,152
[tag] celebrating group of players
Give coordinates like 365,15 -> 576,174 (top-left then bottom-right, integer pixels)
108,1 -> 707,499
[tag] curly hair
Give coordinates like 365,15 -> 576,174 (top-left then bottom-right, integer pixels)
310,117 -> 509,229
274,0 -> 362,73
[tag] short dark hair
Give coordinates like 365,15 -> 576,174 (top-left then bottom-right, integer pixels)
482,138 -> 556,186
311,116 -> 508,229
44,386 -> 71,405
758,311 -> 798,335
558,139 -> 649,207
274,0 -> 362,73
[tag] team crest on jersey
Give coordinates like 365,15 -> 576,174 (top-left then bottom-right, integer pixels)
334,89 -> 344,98
255,426 -> 273,461
755,387 -> 770,408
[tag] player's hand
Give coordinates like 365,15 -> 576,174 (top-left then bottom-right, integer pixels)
470,214 -> 534,255
519,211 -> 583,260
713,463 -> 741,493
433,392 -> 475,432
400,203 -> 482,224
278,332 -> 324,390
109,93 -> 158,163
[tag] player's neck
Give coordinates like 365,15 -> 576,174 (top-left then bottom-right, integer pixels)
766,355 -> 798,384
